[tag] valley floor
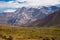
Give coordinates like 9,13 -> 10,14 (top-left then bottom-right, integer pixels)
0,25 -> 60,40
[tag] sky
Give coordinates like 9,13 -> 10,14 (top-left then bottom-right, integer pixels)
0,0 -> 60,13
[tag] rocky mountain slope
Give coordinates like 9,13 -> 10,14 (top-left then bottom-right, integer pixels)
29,9 -> 60,27
0,6 -> 59,26
7,6 -> 58,25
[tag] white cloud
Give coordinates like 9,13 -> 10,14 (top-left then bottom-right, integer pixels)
16,0 -> 26,2
0,0 -> 59,12
0,1 -> 21,8
4,9 -> 16,12
18,0 -> 60,7
0,0 -> 60,8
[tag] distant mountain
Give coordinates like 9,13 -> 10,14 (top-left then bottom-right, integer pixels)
29,9 -> 60,27
12,6 -> 59,25
0,6 -> 60,26
0,13 -> 7,24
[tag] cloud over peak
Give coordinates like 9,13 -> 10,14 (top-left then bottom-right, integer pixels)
16,0 -> 60,7
0,0 -> 60,13
0,0 -> 60,8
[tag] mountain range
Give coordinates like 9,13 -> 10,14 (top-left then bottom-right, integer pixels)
0,6 -> 60,27
28,9 -> 60,27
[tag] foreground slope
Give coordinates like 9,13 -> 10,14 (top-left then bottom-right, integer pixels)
0,25 -> 60,40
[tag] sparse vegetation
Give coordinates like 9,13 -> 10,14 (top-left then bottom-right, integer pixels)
0,25 -> 60,40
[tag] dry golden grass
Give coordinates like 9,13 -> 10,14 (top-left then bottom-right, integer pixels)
0,25 -> 60,40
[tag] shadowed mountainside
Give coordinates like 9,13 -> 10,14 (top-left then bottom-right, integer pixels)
29,9 -> 60,27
